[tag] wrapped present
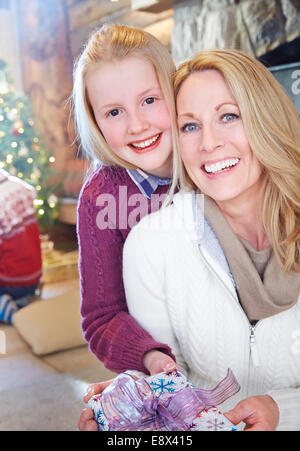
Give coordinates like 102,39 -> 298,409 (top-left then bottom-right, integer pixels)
88,368 -> 240,431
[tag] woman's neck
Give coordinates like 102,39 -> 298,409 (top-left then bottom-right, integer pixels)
215,189 -> 270,251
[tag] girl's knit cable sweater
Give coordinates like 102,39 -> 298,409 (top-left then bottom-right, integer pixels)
77,165 -> 175,373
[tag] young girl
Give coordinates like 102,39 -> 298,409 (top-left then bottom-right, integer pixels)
73,24 -> 178,380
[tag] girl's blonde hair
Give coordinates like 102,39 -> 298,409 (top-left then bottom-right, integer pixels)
72,24 -> 176,169
173,49 -> 300,272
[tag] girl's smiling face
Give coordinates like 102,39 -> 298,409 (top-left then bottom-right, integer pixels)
177,69 -> 265,204
86,56 -> 173,178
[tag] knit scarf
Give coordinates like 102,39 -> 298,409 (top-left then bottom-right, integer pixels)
202,195 -> 300,321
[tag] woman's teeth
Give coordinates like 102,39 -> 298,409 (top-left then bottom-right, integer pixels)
130,134 -> 160,149
204,158 -> 239,174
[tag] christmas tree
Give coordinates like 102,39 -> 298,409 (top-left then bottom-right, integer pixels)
0,59 -> 60,227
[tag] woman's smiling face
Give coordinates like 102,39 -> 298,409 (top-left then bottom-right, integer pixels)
176,69 -> 265,203
86,56 -> 173,178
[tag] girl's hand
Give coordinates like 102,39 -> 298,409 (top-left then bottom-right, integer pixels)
78,407 -> 98,431
83,379 -> 113,403
78,379 -> 114,431
142,349 -> 178,375
78,351 -> 178,431
224,395 -> 280,431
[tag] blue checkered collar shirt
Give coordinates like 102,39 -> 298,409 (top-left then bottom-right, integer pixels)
126,168 -> 171,199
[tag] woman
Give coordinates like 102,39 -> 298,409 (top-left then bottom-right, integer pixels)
123,50 -> 300,430
74,23 -> 179,385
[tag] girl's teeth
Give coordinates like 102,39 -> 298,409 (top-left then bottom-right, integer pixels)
131,134 -> 160,149
204,158 -> 239,173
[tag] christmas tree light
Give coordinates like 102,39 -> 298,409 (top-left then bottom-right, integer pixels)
0,59 -> 60,226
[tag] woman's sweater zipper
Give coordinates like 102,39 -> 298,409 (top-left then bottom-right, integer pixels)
249,325 -> 260,367
197,244 -> 261,370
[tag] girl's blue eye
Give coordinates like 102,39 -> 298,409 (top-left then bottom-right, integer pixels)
145,97 -> 155,105
109,109 -> 120,117
180,123 -> 198,133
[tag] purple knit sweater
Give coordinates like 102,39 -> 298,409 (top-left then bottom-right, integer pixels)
77,165 -> 175,373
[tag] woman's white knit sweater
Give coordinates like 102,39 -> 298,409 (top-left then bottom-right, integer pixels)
123,191 -> 300,431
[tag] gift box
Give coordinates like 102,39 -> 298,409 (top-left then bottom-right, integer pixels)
88,368 -> 240,431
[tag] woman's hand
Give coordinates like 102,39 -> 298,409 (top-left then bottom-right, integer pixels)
78,379 -> 114,431
142,349 -> 178,375
224,395 -> 280,431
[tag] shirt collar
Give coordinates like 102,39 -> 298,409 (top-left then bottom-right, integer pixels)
126,168 -> 171,199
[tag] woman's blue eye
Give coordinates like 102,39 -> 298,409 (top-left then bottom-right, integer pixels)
180,123 -> 198,132
222,113 -> 239,122
109,109 -> 120,117
145,97 -> 155,105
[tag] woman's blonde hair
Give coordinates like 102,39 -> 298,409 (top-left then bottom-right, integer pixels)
72,23 -> 176,169
173,49 -> 300,272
